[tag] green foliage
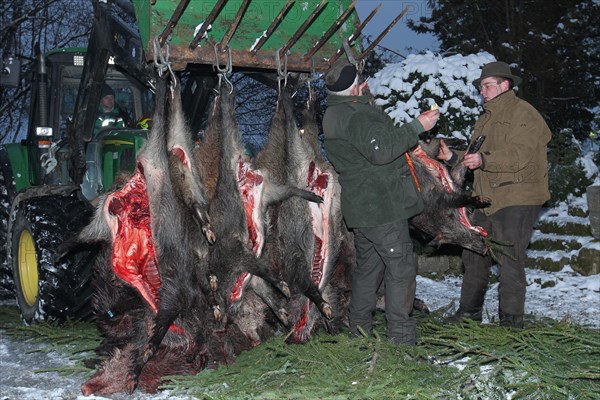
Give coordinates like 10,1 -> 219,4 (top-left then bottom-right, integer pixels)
551,163 -> 591,202
548,163 -> 594,207
2,305 -> 599,399
548,128 -> 580,165
547,128 -> 595,206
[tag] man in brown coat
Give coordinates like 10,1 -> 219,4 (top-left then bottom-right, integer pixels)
439,61 -> 551,328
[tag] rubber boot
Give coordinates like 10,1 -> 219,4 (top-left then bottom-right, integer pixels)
499,312 -> 524,329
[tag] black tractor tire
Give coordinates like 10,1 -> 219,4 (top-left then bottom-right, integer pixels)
0,166 -> 14,298
9,194 -> 96,324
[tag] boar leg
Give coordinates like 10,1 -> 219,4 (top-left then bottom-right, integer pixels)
263,182 -> 324,206
437,190 -> 491,209
249,276 -> 289,326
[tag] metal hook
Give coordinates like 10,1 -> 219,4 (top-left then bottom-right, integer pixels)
213,44 -> 233,93
215,72 -> 233,94
275,49 -> 289,93
153,36 -> 171,77
168,65 -> 178,99
213,44 -> 232,76
306,80 -> 312,109
357,58 -> 366,75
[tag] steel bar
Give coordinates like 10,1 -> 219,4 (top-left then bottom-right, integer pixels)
158,0 -> 191,47
358,5 -> 409,61
250,0 -> 295,54
279,0 -> 327,58
218,0 -> 251,51
328,2 -> 381,64
189,0 -> 228,49
303,0 -> 357,61
162,45 -> 334,72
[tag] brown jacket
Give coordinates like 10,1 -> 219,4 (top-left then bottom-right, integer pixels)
465,90 -> 551,215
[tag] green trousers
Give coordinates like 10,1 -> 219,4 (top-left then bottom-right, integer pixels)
460,205 -> 541,323
349,219 -> 417,344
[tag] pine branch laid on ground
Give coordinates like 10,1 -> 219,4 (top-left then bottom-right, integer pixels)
1,305 -> 598,399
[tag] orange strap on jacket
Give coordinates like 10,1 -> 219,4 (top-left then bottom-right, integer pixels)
405,152 -> 421,192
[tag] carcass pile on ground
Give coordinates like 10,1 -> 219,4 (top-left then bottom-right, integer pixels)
69,75 -> 354,395
70,75 -> 491,396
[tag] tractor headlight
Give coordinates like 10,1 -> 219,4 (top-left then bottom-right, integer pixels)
36,127 -> 53,137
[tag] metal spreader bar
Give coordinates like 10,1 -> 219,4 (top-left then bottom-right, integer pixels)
250,0 -> 295,55
303,0 -> 357,61
279,0 -> 327,58
157,0 -> 191,48
328,2 -> 381,64
189,0 -> 228,49
358,5 -> 410,61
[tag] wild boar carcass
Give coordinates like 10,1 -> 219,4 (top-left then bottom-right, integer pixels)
76,75 -> 216,395
409,137 -> 490,255
202,83 -> 323,354
262,87 -> 350,344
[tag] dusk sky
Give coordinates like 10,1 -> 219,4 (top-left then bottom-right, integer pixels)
355,0 -> 440,55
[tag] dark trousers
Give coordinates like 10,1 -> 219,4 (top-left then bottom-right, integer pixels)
460,205 -> 541,319
350,219 -> 417,344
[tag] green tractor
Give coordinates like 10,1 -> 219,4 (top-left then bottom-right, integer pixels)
0,0 -> 385,324
0,0 -> 156,323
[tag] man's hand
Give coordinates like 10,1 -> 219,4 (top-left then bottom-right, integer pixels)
463,152 -> 483,170
438,139 -> 453,161
417,109 -> 440,131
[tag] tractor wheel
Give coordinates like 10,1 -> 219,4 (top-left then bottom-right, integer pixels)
9,194 -> 96,324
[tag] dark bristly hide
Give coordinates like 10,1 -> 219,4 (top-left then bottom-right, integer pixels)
409,138 -> 491,255
260,87 -> 352,344
79,76 -> 215,395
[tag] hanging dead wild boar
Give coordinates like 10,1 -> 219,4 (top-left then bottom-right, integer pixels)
409,136 -> 491,255
285,85 -> 356,343
64,75 -> 218,395
256,86 -> 353,344
200,82 -> 324,354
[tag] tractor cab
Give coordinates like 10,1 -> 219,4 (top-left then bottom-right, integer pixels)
23,48 -> 154,200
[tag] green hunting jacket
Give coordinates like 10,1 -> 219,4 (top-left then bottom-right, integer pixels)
322,94 -> 424,228
453,90 -> 551,215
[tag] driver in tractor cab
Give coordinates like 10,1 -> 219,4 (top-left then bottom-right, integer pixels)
82,83 -> 133,202
94,83 -> 132,134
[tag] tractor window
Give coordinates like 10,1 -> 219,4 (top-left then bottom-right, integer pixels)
112,86 -> 135,122
142,89 -> 153,116
59,84 -> 79,135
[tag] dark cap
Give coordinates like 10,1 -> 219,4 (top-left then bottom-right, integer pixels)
324,60 -> 357,92
100,83 -> 115,98
473,61 -> 522,86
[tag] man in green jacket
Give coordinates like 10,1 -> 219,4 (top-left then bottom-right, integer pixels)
439,61 -> 551,328
322,60 -> 440,345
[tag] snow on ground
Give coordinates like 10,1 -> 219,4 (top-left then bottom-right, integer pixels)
0,320 -> 190,400
417,266 -> 600,328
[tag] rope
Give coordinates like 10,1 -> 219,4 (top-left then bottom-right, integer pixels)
405,152 -> 421,192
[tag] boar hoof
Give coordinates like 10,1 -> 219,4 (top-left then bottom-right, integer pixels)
474,195 -> 492,208
280,281 -> 291,298
209,275 -> 218,291
321,303 -> 333,319
142,348 -> 154,363
213,305 -> 222,321
203,225 -> 217,244
278,308 -> 289,326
